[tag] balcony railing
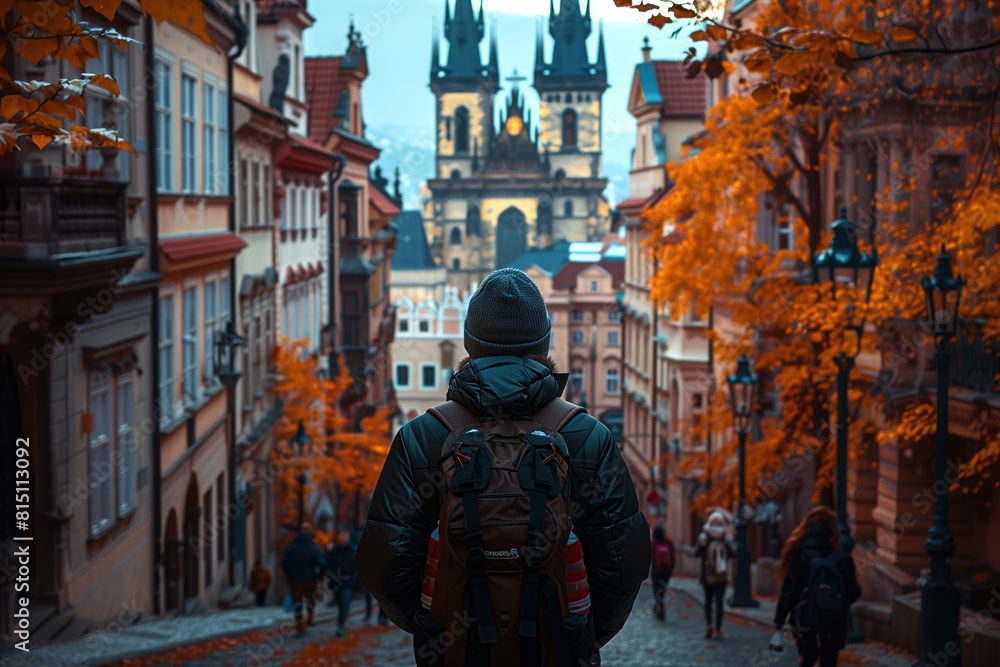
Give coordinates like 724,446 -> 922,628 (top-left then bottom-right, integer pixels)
951,335 -> 999,394
0,175 -> 127,258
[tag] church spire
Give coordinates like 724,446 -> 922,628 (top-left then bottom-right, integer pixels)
534,17 -> 545,77
431,28 -> 440,78
437,0 -> 486,80
534,0 -> 606,91
595,20 -> 606,72
487,20 -> 499,78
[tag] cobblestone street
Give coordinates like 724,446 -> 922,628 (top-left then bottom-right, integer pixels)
64,583 -> 915,667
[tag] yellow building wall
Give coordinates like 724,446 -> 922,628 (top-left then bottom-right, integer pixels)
539,97 -> 601,153
438,92 -> 489,169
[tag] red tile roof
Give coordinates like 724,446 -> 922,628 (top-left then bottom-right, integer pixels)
304,56 -> 345,145
159,233 -> 247,267
256,0 -> 303,18
369,184 -> 400,217
616,195 -> 653,211
652,61 -> 706,117
552,261 -> 625,291
234,93 -> 289,124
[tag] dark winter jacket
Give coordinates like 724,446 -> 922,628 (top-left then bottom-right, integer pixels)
326,545 -> 359,592
774,524 -> 861,643
281,532 -> 326,583
355,356 -> 651,648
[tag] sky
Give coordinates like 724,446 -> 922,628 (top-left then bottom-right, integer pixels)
303,0 -> 700,208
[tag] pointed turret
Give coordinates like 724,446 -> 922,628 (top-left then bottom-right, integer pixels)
433,0 -> 491,84
534,0 -> 607,92
534,17 -> 545,77
487,21 -> 499,79
431,28 -> 441,78
595,20 -> 606,73
393,167 -> 402,205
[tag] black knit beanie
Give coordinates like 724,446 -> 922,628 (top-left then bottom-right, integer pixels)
465,268 -> 551,359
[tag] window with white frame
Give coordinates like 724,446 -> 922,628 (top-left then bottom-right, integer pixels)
181,73 -> 197,193
182,286 -> 199,403
154,58 -> 174,192
159,295 -> 176,423
590,280 -> 598,292
88,369 -> 114,535
85,40 -> 130,180
254,162 -> 264,226
421,363 -> 437,389
399,317 -> 409,333
572,330 -> 585,345
777,203 -> 794,251
607,330 -> 619,346
203,81 -> 217,193
608,310 -> 620,323
290,185 -> 298,230
238,157 -> 249,225
606,368 -> 619,394
115,373 -> 136,515
262,165 -> 271,224
570,367 -> 584,394
217,88 -> 229,193
312,189 -> 320,230
204,279 -> 221,385
395,363 -> 411,389
280,185 -> 288,230
572,310 -> 585,322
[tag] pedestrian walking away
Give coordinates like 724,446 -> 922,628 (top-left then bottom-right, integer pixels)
281,523 -> 326,634
248,559 -> 272,607
354,268 -> 651,667
774,506 -> 862,667
650,524 -> 675,621
695,510 -> 735,639
327,529 -> 360,638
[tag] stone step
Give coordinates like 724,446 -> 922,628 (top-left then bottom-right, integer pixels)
28,604 -> 58,629
32,609 -> 75,644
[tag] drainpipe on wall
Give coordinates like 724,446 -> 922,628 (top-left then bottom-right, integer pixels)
224,3 -> 248,591
327,155 -> 346,379
145,15 -> 163,617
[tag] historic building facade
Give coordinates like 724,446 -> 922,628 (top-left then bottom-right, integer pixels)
618,42 -> 708,527
423,0 -> 611,292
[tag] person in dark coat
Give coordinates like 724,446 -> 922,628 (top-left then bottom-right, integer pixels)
354,268 -> 651,666
326,530 -> 360,637
281,523 -> 326,634
774,506 -> 861,667
695,511 -> 735,639
650,524 -> 675,621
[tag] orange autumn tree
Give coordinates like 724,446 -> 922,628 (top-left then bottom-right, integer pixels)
622,0 -> 1000,511
0,0 -> 212,152
272,339 -> 394,541
271,339 -> 351,545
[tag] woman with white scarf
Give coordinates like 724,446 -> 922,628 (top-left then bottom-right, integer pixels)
695,510 -> 736,639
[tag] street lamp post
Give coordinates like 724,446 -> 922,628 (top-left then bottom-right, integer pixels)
214,320 -> 245,586
289,420 -> 311,532
727,355 -> 759,608
916,246 -> 964,667
813,208 -> 877,643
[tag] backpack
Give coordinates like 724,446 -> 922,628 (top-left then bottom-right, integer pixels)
653,541 -> 674,574
704,538 -> 729,585
424,398 -> 591,667
796,550 -> 850,630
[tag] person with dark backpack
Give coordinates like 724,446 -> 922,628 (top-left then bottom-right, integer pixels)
650,524 -> 674,621
774,507 -> 862,667
355,268 -> 651,667
695,511 -> 735,639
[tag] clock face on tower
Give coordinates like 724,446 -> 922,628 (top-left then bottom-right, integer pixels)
505,116 -> 523,136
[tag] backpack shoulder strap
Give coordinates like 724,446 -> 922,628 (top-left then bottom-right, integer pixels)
427,400 -> 479,433
532,398 -> 586,433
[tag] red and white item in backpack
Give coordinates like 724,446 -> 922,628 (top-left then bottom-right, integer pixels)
422,527 -> 590,617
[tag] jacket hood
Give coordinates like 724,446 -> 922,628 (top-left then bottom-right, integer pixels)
446,356 -> 568,420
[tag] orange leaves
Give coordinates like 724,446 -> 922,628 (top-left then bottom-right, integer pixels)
80,0 -> 123,21
846,29 -> 884,46
889,26 -> 919,43
141,0 -> 214,45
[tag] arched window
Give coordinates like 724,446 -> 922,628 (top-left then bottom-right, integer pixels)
562,109 -> 577,148
454,106 -> 469,153
564,92 -> 573,103
449,227 -> 462,245
564,199 -> 574,218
